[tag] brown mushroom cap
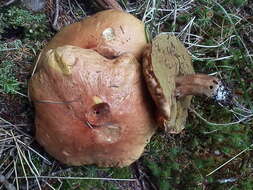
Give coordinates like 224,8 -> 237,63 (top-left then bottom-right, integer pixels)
29,46 -> 156,167
36,9 -> 147,70
142,34 -> 195,133
29,9 -> 155,167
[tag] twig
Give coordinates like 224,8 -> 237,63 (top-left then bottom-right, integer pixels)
73,0 -> 86,17
94,0 -> 123,11
206,144 -> 253,176
11,90 -> 28,98
0,124 -> 27,127
33,97 -> 80,104
13,159 -> 18,190
17,139 -> 52,165
131,161 -> 158,190
52,0 -> 60,31
28,52 -> 42,102
0,48 -> 19,52
0,0 -> 16,7
190,107 -> 253,126
185,35 -> 236,48
0,117 -> 29,136
11,131 -> 29,190
0,174 -> 16,190
17,176 -> 137,182
68,0 -> 78,21
31,52 -> 41,77
213,0 -> 253,64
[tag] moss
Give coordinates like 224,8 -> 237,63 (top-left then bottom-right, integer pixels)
0,6 -> 52,40
0,60 -> 20,94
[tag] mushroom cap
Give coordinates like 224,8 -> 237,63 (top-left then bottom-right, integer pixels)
37,9 -> 147,70
29,46 -> 156,167
142,34 -> 195,133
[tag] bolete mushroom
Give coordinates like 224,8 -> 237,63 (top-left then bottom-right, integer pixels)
37,9 -> 147,69
142,34 -> 232,133
29,9 -> 232,167
29,10 -> 156,167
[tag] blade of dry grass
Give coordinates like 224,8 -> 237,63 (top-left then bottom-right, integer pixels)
206,144 -> 253,176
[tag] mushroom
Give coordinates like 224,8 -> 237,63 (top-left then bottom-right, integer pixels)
36,9 -> 147,70
29,9 -> 232,167
142,34 -> 232,133
29,10 -> 156,167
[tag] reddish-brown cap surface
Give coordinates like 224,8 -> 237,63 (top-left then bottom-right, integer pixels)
29,46 -> 156,167
37,9 -> 147,70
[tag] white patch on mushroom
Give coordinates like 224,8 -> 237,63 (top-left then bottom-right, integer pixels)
45,133 -> 50,138
93,96 -> 103,104
94,124 -> 121,144
102,28 -> 116,41
62,150 -> 71,156
214,82 -> 228,102
96,22 -> 101,28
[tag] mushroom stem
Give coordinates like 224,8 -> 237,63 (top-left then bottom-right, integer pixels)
175,74 -> 219,98
175,74 -> 233,106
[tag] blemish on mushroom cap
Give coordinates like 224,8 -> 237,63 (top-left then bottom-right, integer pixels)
93,123 -> 122,144
102,28 -> 116,41
62,150 -> 71,156
93,96 -> 103,104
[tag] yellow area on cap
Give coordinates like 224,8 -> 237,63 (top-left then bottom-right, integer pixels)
46,46 -> 76,75
93,96 -> 103,104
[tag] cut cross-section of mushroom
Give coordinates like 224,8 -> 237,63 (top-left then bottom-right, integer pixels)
142,34 -> 233,134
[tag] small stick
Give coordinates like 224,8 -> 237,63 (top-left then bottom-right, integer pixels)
1,0 -> 16,7
33,97 -> 80,104
52,0 -> 60,31
17,176 -> 137,182
0,174 -> 16,190
73,0 -> 86,16
206,144 -> 253,177
94,0 -> 123,11
68,0 -> 78,21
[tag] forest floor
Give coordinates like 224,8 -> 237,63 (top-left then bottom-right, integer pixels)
0,0 -> 253,189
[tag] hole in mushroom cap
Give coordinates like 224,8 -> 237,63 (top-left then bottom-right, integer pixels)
213,80 -> 219,85
86,102 -> 112,127
92,103 -> 110,116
